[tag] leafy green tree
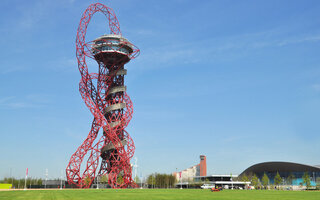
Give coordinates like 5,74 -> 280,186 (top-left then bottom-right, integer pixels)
38,179 -> 43,186
240,174 -> 250,189
251,174 -> 259,189
261,173 -> 269,189
169,174 -> 176,188
286,173 -> 295,186
316,177 -> 320,190
100,174 -> 108,183
147,174 -> 155,188
134,175 -> 141,183
302,172 -> 311,189
241,174 -> 249,182
84,176 -> 91,187
269,183 -> 275,190
274,172 -> 282,189
165,175 -> 169,188
147,173 -> 176,188
117,174 -> 124,185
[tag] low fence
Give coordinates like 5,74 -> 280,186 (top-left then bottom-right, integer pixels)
0,184 -> 12,189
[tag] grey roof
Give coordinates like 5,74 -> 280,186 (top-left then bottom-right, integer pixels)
240,161 -> 320,176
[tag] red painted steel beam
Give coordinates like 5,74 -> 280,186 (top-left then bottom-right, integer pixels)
66,2 -> 139,188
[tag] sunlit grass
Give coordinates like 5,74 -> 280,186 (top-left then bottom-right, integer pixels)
0,189 -> 319,200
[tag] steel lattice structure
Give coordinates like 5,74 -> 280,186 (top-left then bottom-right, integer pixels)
66,3 -> 139,188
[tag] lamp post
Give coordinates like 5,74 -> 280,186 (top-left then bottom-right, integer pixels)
313,172 -> 315,184
151,173 -> 153,189
231,173 -> 233,190
24,168 -> 28,191
60,170 -> 63,190
96,175 -> 99,189
10,168 -> 13,187
140,172 -> 143,189
180,171 -> 182,189
45,169 -> 48,189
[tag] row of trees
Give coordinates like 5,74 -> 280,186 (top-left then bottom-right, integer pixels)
240,172 -> 314,189
0,177 -> 42,189
146,173 -> 176,188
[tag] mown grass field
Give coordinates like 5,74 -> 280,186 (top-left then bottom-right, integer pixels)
0,189 -> 319,200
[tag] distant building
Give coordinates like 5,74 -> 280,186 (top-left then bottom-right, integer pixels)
173,155 -> 250,189
240,161 -> 320,187
179,175 -> 250,189
200,155 -> 207,176
173,157 -> 320,189
174,155 -> 207,182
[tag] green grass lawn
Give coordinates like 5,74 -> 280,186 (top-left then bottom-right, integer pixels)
0,189 -> 319,200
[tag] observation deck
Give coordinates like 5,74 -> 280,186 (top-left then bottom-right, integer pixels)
92,34 -> 133,66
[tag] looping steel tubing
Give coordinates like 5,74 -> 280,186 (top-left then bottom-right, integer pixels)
66,3 -> 139,188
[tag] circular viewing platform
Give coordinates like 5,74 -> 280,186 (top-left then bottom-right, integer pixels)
92,34 -> 133,65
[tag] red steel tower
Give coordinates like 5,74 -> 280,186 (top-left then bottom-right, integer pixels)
66,3 -> 139,188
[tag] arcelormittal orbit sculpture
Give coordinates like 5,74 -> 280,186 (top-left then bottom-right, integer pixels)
66,2 -> 139,188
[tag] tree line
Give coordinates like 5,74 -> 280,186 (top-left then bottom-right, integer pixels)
239,171 -> 315,189
0,177 -> 42,189
146,173 -> 176,188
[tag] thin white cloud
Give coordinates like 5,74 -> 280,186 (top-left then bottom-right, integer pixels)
135,31 -> 320,71
9,0 -> 77,31
46,57 -> 78,72
277,35 -> 320,46
135,46 -> 198,70
0,95 -> 51,109
0,65 -> 27,74
0,96 -> 15,104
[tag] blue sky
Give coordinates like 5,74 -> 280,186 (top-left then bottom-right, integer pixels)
0,0 -> 320,180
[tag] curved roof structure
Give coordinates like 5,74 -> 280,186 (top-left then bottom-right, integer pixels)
240,161 -> 320,176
